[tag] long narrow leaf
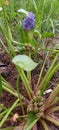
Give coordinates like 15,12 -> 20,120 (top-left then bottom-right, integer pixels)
45,84 -> 59,107
38,54 -> 58,91
37,52 -> 48,86
40,119 -> 49,130
0,99 -> 19,127
40,64 -> 59,95
24,112 -> 39,130
45,115 -> 59,126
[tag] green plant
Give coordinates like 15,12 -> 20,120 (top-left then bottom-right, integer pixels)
0,0 -> 16,59
0,0 -> 59,65
0,0 -> 59,59
0,1 -> 59,130
0,76 -> 27,127
0,53 -> 59,130
16,0 -> 59,33
11,53 -> 59,130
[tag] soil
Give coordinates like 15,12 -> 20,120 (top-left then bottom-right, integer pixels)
0,34 -> 59,130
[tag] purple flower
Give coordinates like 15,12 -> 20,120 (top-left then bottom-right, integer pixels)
23,12 -> 35,30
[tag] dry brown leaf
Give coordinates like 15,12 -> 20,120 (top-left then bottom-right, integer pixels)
10,113 -> 19,122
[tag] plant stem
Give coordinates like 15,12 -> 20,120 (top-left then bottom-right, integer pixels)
49,97 -> 59,107
45,84 -> 59,107
0,104 -> 6,111
27,52 -> 31,85
2,78 -> 17,94
27,71 -> 31,85
2,77 -> 28,103
49,106 -> 59,113
40,119 -> 49,130
45,115 -> 59,126
37,53 -> 58,91
0,109 -> 9,118
6,37 -> 15,57
16,75 -> 25,116
2,84 -> 18,97
0,39 -> 11,58
37,52 -> 48,86
0,99 -> 19,127
40,63 -> 59,95
18,115 -> 28,119
17,68 -> 33,100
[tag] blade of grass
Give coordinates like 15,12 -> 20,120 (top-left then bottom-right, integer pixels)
24,112 -> 39,130
0,99 -> 19,127
37,53 -> 58,91
45,84 -> 59,107
44,97 -> 59,113
40,64 -> 59,95
0,39 -> 11,58
9,0 -> 15,21
32,0 -> 38,12
0,109 -> 9,118
2,83 -> 18,97
2,76 -> 28,103
37,52 -> 48,87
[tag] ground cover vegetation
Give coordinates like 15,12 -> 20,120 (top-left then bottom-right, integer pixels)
0,0 -> 59,130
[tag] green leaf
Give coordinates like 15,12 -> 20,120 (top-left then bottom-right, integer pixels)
24,112 -> 39,130
18,8 -> 28,15
42,32 -> 55,38
54,44 -> 59,50
0,104 -> 3,112
17,46 -> 23,51
12,55 -> 38,71
0,99 -> 19,127
34,30 -> 41,39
